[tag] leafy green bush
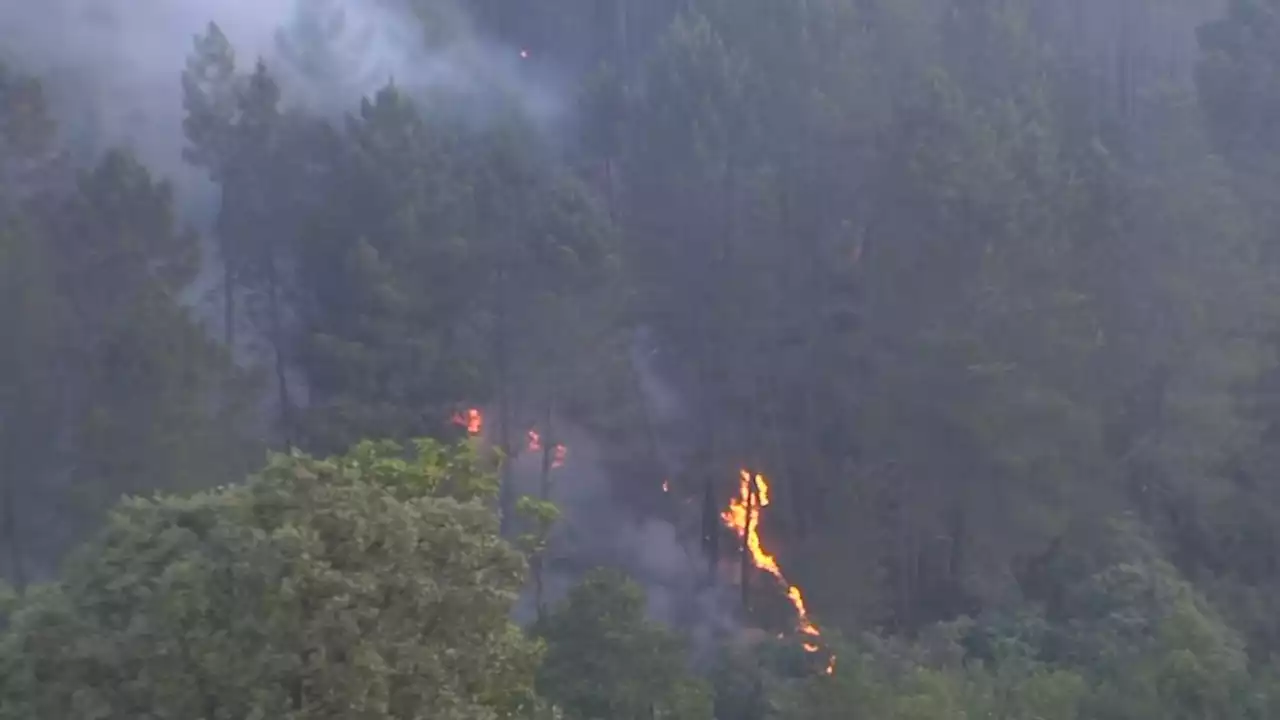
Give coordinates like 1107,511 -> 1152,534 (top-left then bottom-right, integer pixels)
0,440 -> 548,720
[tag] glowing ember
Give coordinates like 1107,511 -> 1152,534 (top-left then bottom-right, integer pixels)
451,408 -> 483,435
526,429 -> 567,468
722,470 -> 834,672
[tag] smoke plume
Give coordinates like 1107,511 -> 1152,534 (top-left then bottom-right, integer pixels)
0,0 -> 560,219
1,0 -> 730,649
507,411 -> 740,660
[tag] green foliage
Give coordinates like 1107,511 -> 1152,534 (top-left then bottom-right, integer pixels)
515,495 -> 560,557
52,149 -> 261,508
535,569 -> 714,720
10,2 -> 1280,718
0,440 -> 546,719
1190,0 -> 1280,659
286,81 -> 619,455
755,520 -> 1272,720
1197,0 -> 1280,169
0,60 -> 258,581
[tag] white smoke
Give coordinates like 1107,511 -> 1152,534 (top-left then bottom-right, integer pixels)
505,328 -> 740,656
1,0 -> 728,647
1,0 -> 282,204
0,0 -> 561,217
507,412 -> 739,657
0,0 -> 565,369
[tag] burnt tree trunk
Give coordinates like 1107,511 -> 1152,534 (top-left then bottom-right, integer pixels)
740,476 -> 758,610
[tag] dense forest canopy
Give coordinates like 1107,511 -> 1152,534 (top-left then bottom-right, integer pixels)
5,0 -> 1280,717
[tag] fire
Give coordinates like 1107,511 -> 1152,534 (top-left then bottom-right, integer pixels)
662,480 -> 670,493
528,428 -> 567,468
449,412 -> 568,469
451,408 -> 483,435
722,470 -> 834,672
721,471 -> 783,581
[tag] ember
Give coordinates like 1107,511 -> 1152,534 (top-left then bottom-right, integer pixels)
528,428 -> 567,469
451,408 -> 483,435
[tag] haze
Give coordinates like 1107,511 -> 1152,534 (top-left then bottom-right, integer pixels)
6,1 -> 1280,718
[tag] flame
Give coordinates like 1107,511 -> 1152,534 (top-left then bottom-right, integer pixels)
721,471 -> 783,579
527,429 -> 567,468
722,470 -> 834,672
451,408 -> 483,435
662,480 -> 670,493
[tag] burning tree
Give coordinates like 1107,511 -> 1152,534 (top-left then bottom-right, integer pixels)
722,470 -> 835,674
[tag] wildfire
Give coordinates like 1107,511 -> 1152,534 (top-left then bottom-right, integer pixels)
450,411 -> 567,468
722,470 -> 834,673
452,408 -> 483,435
527,429 -> 567,469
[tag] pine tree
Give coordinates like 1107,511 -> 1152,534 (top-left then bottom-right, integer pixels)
181,22 -> 243,349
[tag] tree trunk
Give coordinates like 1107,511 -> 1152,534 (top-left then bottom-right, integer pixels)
497,389 -> 514,537
538,399 -> 556,502
702,479 -> 720,582
533,397 -> 557,619
222,249 -> 236,350
740,477 -> 756,610
218,189 -> 236,351
266,255 -> 293,446
0,473 -> 25,589
626,342 -> 663,486
496,269 -> 516,537
604,158 -> 618,225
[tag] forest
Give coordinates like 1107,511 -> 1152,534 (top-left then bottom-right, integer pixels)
4,0 -> 1280,717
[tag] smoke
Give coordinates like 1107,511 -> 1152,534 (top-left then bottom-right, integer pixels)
273,0 -> 564,124
1,0 -> 730,650
1,0 -> 275,216
0,0 -> 566,391
508,414 -> 740,661
508,327 -> 742,660
0,0 -> 562,220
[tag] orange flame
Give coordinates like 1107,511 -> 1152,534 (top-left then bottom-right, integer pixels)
527,429 -> 567,468
452,408 -> 483,435
722,470 -> 834,672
